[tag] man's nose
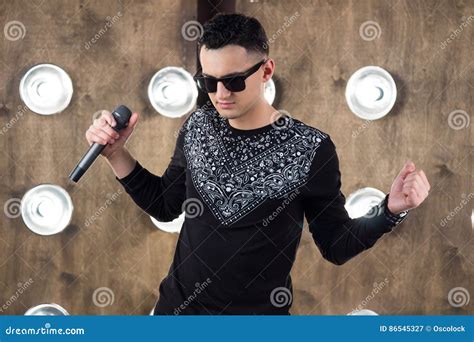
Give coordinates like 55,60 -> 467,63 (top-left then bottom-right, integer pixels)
216,81 -> 231,98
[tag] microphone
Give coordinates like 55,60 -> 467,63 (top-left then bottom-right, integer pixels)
68,105 -> 132,183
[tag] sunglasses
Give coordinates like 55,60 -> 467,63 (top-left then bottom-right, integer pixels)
194,59 -> 267,93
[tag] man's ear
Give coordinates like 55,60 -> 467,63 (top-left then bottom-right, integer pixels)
262,58 -> 275,82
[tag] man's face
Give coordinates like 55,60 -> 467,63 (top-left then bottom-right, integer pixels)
199,44 -> 270,119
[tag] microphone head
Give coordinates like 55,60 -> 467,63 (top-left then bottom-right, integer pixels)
112,105 -> 132,130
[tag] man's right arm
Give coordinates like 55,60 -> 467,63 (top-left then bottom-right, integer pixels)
105,148 -> 137,180
85,109 -> 190,222
112,126 -> 188,223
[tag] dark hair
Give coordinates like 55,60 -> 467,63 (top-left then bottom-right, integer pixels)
198,13 -> 269,56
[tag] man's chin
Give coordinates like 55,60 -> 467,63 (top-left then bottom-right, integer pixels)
215,109 -> 241,119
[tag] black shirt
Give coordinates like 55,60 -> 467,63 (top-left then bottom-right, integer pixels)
116,108 -> 409,315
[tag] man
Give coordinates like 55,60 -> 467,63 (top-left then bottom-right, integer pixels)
85,13 -> 430,315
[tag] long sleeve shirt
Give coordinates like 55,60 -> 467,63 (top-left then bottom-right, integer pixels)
116,108 -> 409,315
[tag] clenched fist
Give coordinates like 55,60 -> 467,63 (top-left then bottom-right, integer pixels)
388,160 -> 431,214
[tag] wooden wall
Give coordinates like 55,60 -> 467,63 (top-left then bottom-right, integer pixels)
0,0 -> 472,315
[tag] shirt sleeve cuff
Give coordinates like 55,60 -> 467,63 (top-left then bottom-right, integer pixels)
115,160 -> 144,193
381,192 -> 410,226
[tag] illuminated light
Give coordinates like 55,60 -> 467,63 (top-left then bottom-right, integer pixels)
20,63 -> 73,115
148,67 -> 198,118
345,66 -> 397,120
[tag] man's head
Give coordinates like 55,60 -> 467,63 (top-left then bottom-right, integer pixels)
197,13 -> 275,119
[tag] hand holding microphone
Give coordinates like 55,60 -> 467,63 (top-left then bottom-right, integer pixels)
68,105 -> 140,183
85,107 -> 140,159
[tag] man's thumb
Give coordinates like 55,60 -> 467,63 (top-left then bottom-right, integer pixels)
129,112 -> 139,128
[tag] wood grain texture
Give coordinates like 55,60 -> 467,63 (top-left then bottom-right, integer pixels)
0,0 -> 472,315
1,0 -> 196,315
236,0 -> 473,315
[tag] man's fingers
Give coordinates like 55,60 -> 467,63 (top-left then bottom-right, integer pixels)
101,124 -> 120,139
87,130 -> 109,145
95,110 -> 116,127
403,177 -> 426,197
404,171 -> 430,196
402,186 -> 421,206
90,127 -> 116,144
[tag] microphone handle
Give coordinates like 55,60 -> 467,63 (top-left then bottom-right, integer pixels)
68,143 -> 107,182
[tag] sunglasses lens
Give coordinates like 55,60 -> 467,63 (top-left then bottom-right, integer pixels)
196,78 -> 214,92
196,76 -> 246,93
224,77 -> 246,92
204,79 -> 218,92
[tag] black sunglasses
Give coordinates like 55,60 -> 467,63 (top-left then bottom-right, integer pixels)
194,59 -> 267,93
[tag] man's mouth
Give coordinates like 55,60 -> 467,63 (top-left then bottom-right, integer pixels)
218,101 -> 235,108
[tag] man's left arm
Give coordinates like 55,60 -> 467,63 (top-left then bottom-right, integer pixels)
302,136 -> 430,266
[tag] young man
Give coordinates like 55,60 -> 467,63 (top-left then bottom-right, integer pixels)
85,13 -> 430,315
